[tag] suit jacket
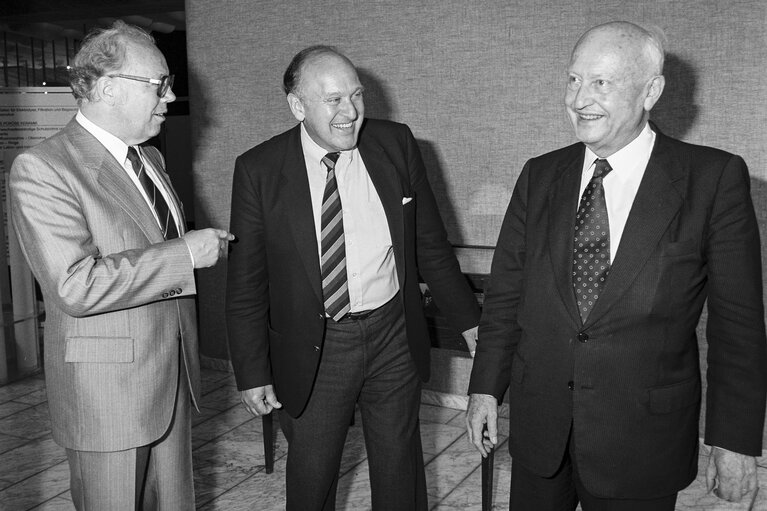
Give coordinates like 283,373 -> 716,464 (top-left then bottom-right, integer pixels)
10,118 -> 200,452
226,119 -> 480,417
469,128 -> 767,498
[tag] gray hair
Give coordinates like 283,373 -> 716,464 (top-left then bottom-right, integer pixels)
69,20 -> 155,102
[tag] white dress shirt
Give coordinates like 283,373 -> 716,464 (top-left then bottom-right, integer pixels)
300,123 -> 399,313
579,123 -> 656,263
75,111 -> 183,235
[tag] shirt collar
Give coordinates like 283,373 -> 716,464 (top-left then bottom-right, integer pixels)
584,122 -> 655,172
299,123 -> 355,171
75,110 -> 132,165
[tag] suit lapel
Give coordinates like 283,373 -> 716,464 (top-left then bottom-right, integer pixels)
68,121 -> 164,244
585,133 -> 685,326
547,145 -> 586,326
281,126 -> 325,304
358,133 -> 406,288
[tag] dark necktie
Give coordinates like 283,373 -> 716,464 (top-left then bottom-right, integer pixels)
320,152 -> 351,321
573,158 -> 612,321
126,146 -> 178,240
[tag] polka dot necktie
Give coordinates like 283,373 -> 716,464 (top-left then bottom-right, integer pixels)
573,158 -> 612,321
320,152 -> 351,321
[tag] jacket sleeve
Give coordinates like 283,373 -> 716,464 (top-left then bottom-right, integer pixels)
225,154 -> 272,391
468,161 -> 530,401
9,151 -> 196,318
703,154 -> 767,456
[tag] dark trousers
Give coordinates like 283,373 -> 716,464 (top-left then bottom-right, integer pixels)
510,424 -> 677,511
280,296 -> 427,511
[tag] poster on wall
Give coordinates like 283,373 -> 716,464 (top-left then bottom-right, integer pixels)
0,87 -> 77,384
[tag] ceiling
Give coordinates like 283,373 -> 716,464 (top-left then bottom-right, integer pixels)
1,0 -> 186,39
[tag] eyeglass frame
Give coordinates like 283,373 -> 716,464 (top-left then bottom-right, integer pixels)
107,73 -> 175,98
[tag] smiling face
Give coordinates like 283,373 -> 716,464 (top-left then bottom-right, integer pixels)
564,26 -> 663,157
287,53 -> 364,152
111,41 -> 175,145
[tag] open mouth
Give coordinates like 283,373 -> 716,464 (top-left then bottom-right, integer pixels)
332,122 -> 354,129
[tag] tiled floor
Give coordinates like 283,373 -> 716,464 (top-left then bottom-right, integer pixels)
1,367 -> 766,510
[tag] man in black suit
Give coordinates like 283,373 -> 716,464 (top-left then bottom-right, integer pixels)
226,46 -> 480,511
467,21 -> 766,510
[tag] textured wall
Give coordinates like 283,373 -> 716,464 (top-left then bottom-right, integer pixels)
186,0 -> 767,443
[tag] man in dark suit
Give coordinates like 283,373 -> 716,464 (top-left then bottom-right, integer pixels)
10,21 -> 232,510
467,21 -> 767,510
226,46 -> 480,511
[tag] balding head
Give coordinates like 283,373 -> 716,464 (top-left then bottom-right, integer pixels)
565,21 -> 666,157
573,21 -> 665,82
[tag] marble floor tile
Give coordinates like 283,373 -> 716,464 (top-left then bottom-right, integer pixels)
0,460 -> 69,510
0,403 -> 52,439
194,480 -> 228,508
420,422 -> 468,456
0,432 -> 30,456
0,435 -> 66,489
2,368 -> 767,511
0,376 -> 46,403
192,405 -> 258,444
0,401 -> 32,421
199,383 -> 243,411
198,456 -> 288,511
30,495 -> 74,510
12,387 -> 48,406
192,405 -> 224,428
434,461 -> 511,511
425,433 -> 488,501
193,419 -> 286,490
420,403 -> 463,425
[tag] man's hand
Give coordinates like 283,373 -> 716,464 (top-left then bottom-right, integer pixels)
241,385 -> 283,416
466,393 -> 498,457
706,446 -> 759,504
462,326 -> 479,356
182,228 -> 234,268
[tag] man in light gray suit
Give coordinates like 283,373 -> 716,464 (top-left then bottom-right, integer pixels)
10,21 -> 232,510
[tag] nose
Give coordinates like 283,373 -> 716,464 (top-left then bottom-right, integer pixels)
570,83 -> 592,110
340,96 -> 358,119
162,87 -> 176,103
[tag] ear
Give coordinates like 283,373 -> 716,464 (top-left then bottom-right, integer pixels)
643,75 -> 665,111
94,76 -> 116,105
287,92 -> 305,122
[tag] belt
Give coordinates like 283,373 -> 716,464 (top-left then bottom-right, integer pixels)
337,308 -> 377,322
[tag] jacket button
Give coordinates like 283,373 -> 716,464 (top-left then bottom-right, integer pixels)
568,381 -> 574,390
169,290 -> 176,296
577,332 -> 589,343
318,313 -> 324,319
313,345 -> 320,351
162,292 -> 169,298
176,288 -> 182,293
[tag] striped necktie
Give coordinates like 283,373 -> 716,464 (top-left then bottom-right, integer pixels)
572,158 -> 612,321
126,146 -> 178,240
320,152 -> 351,321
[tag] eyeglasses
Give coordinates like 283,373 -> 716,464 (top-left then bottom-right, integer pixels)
108,73 -> 175,98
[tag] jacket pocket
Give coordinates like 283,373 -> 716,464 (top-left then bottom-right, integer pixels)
649,377 -> 700,414
64,337 -> 134,363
